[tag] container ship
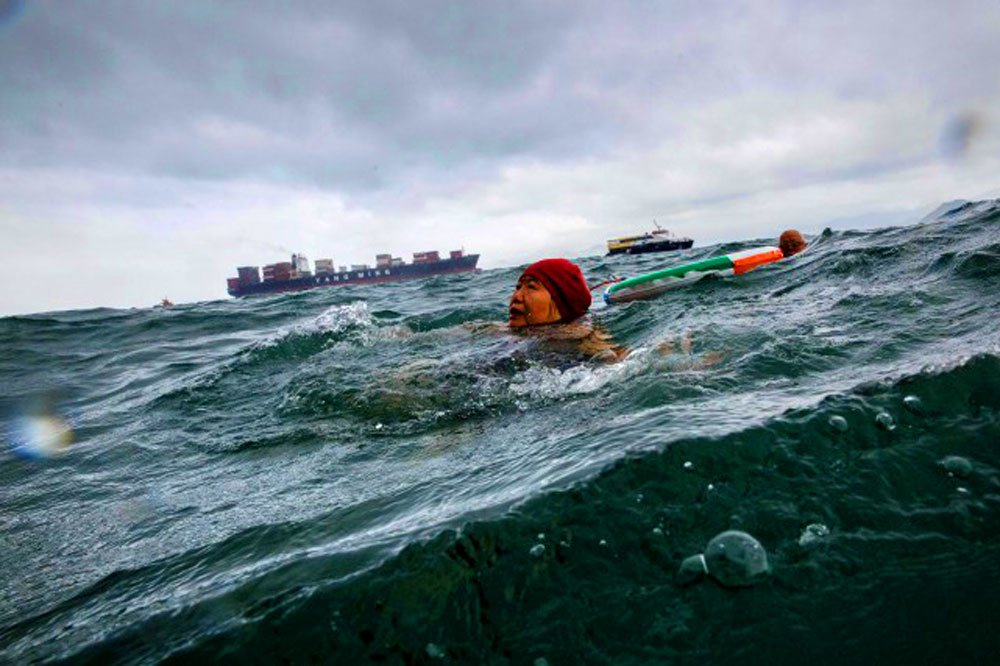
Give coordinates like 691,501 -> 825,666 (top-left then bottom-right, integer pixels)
227,248 -> 479,297
606,223 -> 693,256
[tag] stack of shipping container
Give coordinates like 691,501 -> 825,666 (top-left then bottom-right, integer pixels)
263,262 -> 293,282
237,266 -> 261,285
412,251 -> 441,264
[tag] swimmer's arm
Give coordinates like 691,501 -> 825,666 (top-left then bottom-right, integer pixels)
656,331 -> 722,368
461,321 -> 507,335
579,329 -> 629,363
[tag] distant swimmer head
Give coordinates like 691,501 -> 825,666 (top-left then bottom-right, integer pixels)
509,258 -> 591,328
778,230 -> 807,257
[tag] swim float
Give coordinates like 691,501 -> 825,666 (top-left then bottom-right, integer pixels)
603,246 -> 785,304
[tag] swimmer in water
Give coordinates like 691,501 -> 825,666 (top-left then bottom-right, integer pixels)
508,258 -> 626,362
778,229 -> 807,257
508,258 -> 590,328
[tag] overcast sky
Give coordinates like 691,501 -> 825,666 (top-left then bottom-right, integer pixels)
1,0 -> 999,315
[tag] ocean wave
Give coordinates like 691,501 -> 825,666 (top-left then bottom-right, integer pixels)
4,200 -> 1000,664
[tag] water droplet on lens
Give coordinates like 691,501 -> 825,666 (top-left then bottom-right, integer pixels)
529,543 -> 545,558
939,455 -> 972,479
903,395 -> 923,413
875,412 -> 895,431
703,530 -> 770,587
798,523 -> 830,547
828,415 -> 848,432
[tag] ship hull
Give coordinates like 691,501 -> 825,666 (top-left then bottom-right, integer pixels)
607,239 -> 694,256
228,254 -> 479,297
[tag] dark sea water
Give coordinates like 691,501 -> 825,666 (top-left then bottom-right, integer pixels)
3,199 -> 1000,665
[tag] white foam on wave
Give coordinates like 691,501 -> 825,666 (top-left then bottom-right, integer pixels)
255,301 -> 411,350
508,347 -> 650,401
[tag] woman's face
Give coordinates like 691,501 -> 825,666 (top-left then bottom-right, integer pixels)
509,275 -> 562,328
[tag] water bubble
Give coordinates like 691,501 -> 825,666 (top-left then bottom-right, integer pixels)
374,422 -> 383,430
875,412 -> 895,431
652,527 -> 664,536
426,643 -> 445,659
683,461 -> 694,470
676,553 -> 708,585
939,455 -> 972,479
537,533 -> 545,541
828,415 -> 849,433
529,543 -> 546,558
957,486 -> 970,495
707,483 -> 715,491
599,539 -> 608,547
636,493 -> 644,503
903,395 -> 924,413
798,523 -> 830,548
534,659 -> 551,666
703,530 -> 770,587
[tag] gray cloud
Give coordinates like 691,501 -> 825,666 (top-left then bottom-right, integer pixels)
1,0 -> 999,313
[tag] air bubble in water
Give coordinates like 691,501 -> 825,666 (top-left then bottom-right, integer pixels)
939,455 -> 972,479
875,412 -> 895,431
704,530 -> 770,587
798,523 -> 830,547
828,415 -> 849,432
676,553 -> 708,585
678,531 -> 770,588
903,395 -> 923,413
529,543 -> 546,558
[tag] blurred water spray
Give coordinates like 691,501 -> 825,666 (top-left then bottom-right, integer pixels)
7,396 -> 75,459
938,111 -> 984,160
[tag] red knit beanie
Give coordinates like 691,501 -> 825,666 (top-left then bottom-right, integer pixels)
520,258 -> 592,323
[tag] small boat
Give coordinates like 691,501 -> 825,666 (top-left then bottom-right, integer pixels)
159,298 -> 174,308
606,222 -> 693,256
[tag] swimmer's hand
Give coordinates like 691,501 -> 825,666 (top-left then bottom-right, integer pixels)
592,347 -> 629,363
